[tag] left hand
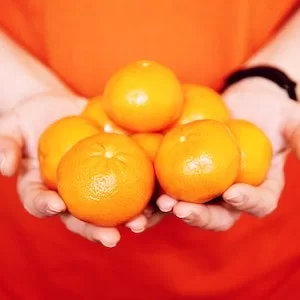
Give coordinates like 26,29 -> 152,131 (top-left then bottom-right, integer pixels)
0,91 -> 152,247
155,77 -> 300,231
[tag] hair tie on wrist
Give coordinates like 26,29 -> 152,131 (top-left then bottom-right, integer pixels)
221,65 -> 298,101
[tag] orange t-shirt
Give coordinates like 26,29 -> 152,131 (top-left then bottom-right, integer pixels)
1,1 -> 300,299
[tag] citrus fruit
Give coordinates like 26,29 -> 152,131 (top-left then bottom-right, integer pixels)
103,60 -> 184,132
154,119 -> 240,203
81,96 -> 128,134
132,133 -> 163,161
38,116 -> 99,190
57,133 -> 155,227
170,84 -> 230,129
226,119 -> 272,186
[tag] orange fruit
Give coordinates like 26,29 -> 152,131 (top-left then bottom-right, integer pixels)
38,116 -> 99,190
81,96 -> 128,134
57,133 -> 155,227
155,120 -> 240,203
103,60 -> 184,132
226,119 -> 272,186
169,84 -> 230,129
132,133 -> 163,161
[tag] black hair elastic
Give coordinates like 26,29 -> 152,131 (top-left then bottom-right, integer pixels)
221,65 -> 298,101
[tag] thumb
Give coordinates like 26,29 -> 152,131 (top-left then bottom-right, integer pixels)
0,113 -> 23,177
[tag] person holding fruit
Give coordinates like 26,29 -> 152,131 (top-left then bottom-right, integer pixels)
0,1 -> 300,299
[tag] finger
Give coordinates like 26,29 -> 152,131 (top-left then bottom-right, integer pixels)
143,205 -> 155,218
157,194 -> 178,212
17,159 -> 66,217
223,155 -> 285,217
0,136 -> 22,176
173,201 -> 241,231
146,212 -> 166,229
143,203 -> 166,229
61,214 -> 121,248
125,214 -> 148,233
0,114 -> 23,176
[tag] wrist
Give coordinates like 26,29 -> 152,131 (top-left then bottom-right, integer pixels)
223,76 -> 288,98
222,76 -> 289,120
222,65 -> 298,101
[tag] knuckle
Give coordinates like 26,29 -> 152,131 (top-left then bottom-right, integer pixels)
200,208 -> 214,230
242,194 -> 264,216
17,187 -> 43,218
184,219 -> 198,227
255,189 -> 279,218
188,215 -> 210,229
256,201 -> 278,218
22,200 -> 43,218
32,195 -> 48,217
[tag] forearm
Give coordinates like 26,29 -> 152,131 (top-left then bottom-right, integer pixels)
0,28 -> 80,114
247,6 -> 300,84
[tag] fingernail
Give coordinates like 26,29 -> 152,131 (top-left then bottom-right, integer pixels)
160,203 -> 174,213
0,153 -> 7,176
126,222 -> 145,233
98,237 -> 118,248
175,211 -> 192,219
101,241 -> 117,248
131,227 -> 145,233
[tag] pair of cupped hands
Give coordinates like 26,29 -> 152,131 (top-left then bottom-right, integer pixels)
1,77 -> 299,248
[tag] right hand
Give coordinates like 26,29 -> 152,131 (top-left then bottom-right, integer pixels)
0,91 -> 155,247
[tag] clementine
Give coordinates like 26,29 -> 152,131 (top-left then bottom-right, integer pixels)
132,133 -> 163,161
38,116 -> 99,190
226,119 -> 272,186
155,120 -> 240,203
57,133 -> 155,227
81,96 -> 128,134
103,60 -> 184,132
169,84 -> 230,129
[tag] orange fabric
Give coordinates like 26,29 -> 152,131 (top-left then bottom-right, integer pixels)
0,1 -> 300,299
0,0 -> 297,95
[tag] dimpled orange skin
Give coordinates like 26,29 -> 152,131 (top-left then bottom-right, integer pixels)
226,119 -> 273,186
154,120 -> 241,203
132,133 -> 163,161
57,133 -> 155,227
38,116 -> 99,190
169,84 -> 230,129
81,96 -> 129,134
103,60 -> 184,133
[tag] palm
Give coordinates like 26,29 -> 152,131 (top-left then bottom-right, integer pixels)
10,94 -> 85,158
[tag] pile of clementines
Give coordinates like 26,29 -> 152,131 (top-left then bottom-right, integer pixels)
38,60 -> 272,227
